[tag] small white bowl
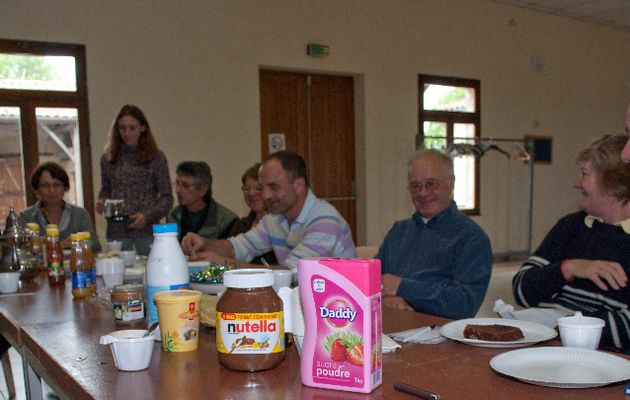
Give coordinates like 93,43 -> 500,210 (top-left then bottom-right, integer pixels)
100,330 -> 155,371
0,272 -> 20,293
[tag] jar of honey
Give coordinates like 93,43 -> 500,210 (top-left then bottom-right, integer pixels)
111,284 -> 145,324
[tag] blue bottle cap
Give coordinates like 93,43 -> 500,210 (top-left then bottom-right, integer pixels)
153,223 -> 178,234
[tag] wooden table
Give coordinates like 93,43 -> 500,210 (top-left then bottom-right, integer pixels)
1,273 -> 629,399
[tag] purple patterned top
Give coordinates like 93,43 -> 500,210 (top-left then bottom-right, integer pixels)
98,145 -> 173,239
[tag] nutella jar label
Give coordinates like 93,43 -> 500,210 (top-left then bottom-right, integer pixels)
216,311 -> 285,354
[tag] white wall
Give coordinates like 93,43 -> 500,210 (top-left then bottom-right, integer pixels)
3,0 -> 630,253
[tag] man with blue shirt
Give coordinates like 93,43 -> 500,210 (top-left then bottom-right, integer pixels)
377,149 -> 492,319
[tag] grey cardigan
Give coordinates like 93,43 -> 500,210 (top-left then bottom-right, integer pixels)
18,201 -> 102,252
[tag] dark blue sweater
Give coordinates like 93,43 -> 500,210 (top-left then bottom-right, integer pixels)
513,211 -> 630,353
377,202 -> 492,319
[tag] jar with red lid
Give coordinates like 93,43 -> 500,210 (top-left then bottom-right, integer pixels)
216,269 -> 285,371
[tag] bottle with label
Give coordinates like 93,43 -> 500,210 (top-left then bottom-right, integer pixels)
70,233 -> 90,298
46,227 -> 65,286
26,223 -> 44,269
146,223 -> 189,325
79,231 -> 96,295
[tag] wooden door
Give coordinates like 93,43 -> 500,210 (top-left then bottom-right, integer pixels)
259,70 -> 356,237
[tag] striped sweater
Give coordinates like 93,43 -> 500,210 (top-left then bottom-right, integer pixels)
512,211 -> 630,353
228,189 -> 356,272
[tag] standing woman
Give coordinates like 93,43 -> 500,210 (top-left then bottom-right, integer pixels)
96,105 -> 173,255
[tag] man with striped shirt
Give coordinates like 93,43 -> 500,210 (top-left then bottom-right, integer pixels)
182,151 -> 355,278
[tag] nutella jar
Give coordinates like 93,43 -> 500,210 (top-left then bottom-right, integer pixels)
216,269 -> 285,371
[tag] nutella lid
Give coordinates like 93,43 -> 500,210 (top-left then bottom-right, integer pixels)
223,269 -> 274,289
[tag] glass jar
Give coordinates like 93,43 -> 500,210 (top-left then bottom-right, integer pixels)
111,284 -> 145,324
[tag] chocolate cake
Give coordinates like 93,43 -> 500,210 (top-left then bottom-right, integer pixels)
463,324 -> 524,341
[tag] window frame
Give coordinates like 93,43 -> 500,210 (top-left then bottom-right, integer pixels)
418,74 -> 481,215
0,38 -> 94,221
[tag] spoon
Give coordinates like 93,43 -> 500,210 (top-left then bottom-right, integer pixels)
144,321 -> 159,338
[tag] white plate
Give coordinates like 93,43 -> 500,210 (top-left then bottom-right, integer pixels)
490,347 -> 630,388
190,282 -> 225,295
440,317 -> 557,348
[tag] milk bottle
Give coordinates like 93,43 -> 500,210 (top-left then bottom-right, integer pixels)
146,223 -> 189,325
298,258 -> 382,393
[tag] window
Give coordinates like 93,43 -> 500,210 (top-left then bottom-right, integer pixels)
0,39 -> 93,224
418,75 -> 480,214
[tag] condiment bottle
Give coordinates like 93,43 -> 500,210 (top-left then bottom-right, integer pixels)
79,231 -> 96,295
46,227 -> 65,286
146,223 -> 189,326
26,223 -> 44,268
70,233 -> 90,298
216,269 -> 285,371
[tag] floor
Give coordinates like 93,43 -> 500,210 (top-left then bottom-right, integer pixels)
0,262 -> 521,399
0,347 -> 25,400
476,261 -> 521,317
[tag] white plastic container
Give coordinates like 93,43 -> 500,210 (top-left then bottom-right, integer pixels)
146,223 -> 189,326
0,272 -> 20,293
100,330 -> 155,371
557,311 -> 605,350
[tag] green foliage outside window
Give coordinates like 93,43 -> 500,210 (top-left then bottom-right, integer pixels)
0,54 -> 55,80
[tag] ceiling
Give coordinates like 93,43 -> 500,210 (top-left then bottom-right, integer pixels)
488,0 -> 630,32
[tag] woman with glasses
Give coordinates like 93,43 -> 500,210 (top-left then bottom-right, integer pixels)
96,105 -> 173,255
18,162 -> 101,251
223,163 -> 277,265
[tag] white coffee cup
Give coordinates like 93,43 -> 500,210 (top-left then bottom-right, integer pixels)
273,269 -> 293,292
96,257 -> 125,288
557,311 -> 605,350
0,272 -> 20,293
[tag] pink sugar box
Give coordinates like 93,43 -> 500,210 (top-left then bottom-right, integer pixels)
298,258 -> 382,393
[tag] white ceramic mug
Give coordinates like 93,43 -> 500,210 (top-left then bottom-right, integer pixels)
557,312 -> 605,350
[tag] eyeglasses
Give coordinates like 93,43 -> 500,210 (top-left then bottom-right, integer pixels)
241,185 -> 262,192
39,182 -> 65,190
407,176 -> 452,192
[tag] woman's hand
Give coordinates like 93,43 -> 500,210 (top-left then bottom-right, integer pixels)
95,198 -> 105,214
562,259 -> 628,291
128,212 -> 147,229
